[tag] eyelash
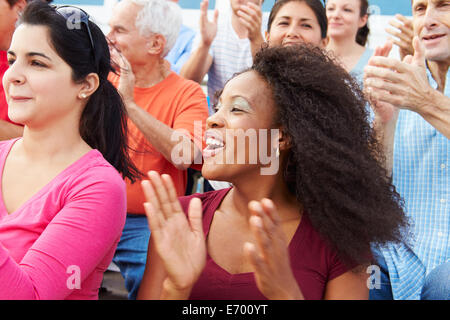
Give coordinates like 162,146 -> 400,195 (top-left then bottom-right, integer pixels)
212,104 -> 242,113
6,59 -> 47,68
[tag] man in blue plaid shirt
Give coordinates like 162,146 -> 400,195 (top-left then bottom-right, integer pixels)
364,0 -> 449,300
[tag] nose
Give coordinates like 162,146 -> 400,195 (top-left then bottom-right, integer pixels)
3,61 -> 26,87
286,25 -> 301,40
206,108 -> 225,129
423,7 -> 439,30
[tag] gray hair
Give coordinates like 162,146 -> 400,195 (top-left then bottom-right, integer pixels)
131,0 -> 182,57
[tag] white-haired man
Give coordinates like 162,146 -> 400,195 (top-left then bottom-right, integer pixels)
364,0 -> 449,300
107,0 -> 209,299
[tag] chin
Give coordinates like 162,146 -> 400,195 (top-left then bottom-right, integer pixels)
424,48 -> 450,63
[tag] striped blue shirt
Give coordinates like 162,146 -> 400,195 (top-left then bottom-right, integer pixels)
379,68 -> 449,300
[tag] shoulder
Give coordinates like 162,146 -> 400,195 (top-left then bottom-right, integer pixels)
64,150 -> 126,200
297,214 -> 357,277
168,72 -> 204,93
0,138 -> 16,153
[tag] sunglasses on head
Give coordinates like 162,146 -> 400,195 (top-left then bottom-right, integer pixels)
52,5 -> 96,64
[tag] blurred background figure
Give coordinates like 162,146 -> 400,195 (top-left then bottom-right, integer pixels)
325,0 -> 373,83
165,0 -> 197,74
180,0 -> 266,106
107,0 -> 209,300
265,0 -> 328,49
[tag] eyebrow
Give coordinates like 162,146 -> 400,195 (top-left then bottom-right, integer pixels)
7,51 -> 52,61
276,16 -> 313,22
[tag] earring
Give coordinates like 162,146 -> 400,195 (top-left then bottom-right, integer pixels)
80,93 -> 87,99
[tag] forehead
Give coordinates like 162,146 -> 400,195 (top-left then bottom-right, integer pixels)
327,0 -> 361,5
110,0 -> 139,25
9,24 -> 53,53
222,71 -> 274,106
275,1 -> 318,20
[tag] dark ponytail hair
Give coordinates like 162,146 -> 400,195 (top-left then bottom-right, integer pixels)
268,0 -> 328,39
356,0 -> 370,46
20,1 -> 141,182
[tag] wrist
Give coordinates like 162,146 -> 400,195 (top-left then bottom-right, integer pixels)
201,37 -> 214,48
419,89 -> 445,118
161,278 -> 193,300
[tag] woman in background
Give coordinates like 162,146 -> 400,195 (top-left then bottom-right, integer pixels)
326,0 -> 373,83
265,0 -> 328,49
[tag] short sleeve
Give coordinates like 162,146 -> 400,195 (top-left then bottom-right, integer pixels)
327,250 -> 358,281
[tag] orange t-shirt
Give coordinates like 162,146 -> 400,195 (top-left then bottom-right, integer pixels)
109,71 -> 209,214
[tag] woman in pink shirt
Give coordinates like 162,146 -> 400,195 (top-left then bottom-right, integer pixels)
138,45 -> 410,300
0,2 -> 140,299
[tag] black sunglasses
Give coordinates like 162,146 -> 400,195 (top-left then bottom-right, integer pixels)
53,5 -> 96,64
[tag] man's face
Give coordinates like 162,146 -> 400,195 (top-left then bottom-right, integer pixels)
0,0 -> 26,51
107,0 -> 150,66
412,0 -> 450,63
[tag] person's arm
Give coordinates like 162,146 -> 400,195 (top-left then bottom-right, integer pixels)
0,171 -> 126,299
365,37 -> 450,139
0,119 -> 23,140
137,172 -> 207,300
114,54 -> 207,171
180,0 -> 216,83
323,267 -> 369,300
125,101 -> 203,171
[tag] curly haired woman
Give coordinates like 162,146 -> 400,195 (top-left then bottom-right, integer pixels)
137,45 -> 409,300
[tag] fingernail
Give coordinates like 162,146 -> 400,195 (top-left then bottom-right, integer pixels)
250,215 -> 263,228
249,201 -> 262,212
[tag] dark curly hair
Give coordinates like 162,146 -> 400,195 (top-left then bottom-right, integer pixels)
249,45 -> 409,266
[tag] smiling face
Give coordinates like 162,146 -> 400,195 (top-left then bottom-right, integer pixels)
325,0 -> 367,41
3,24 -> 84,128
202,70 -> 280,182
266,0 -> 326,48
412,0 -> 450,63
107,0 -> 150,66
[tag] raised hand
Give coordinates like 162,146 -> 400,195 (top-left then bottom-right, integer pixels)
364,40 -> 399,125
237,2 -> 264,43
385,14 -> 414,61
244,199 -> 304,300
364,37 -> 431,115
142,171 -> 206,292
199,0 -> 219,47
108,42 -> 135,106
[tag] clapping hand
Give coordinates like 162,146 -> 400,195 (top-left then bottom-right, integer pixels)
142,171 -> 206,294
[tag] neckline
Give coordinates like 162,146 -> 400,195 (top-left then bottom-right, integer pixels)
0,138 -> 98,217
203,188 -> 306,277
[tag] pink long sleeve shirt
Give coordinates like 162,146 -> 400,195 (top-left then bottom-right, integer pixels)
0,139 -> 127,299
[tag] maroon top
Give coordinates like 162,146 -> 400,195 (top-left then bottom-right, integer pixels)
179,188 -> 355,300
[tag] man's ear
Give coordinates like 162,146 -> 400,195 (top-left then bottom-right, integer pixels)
146,34 -> 166,56
14,0 -> 27,12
